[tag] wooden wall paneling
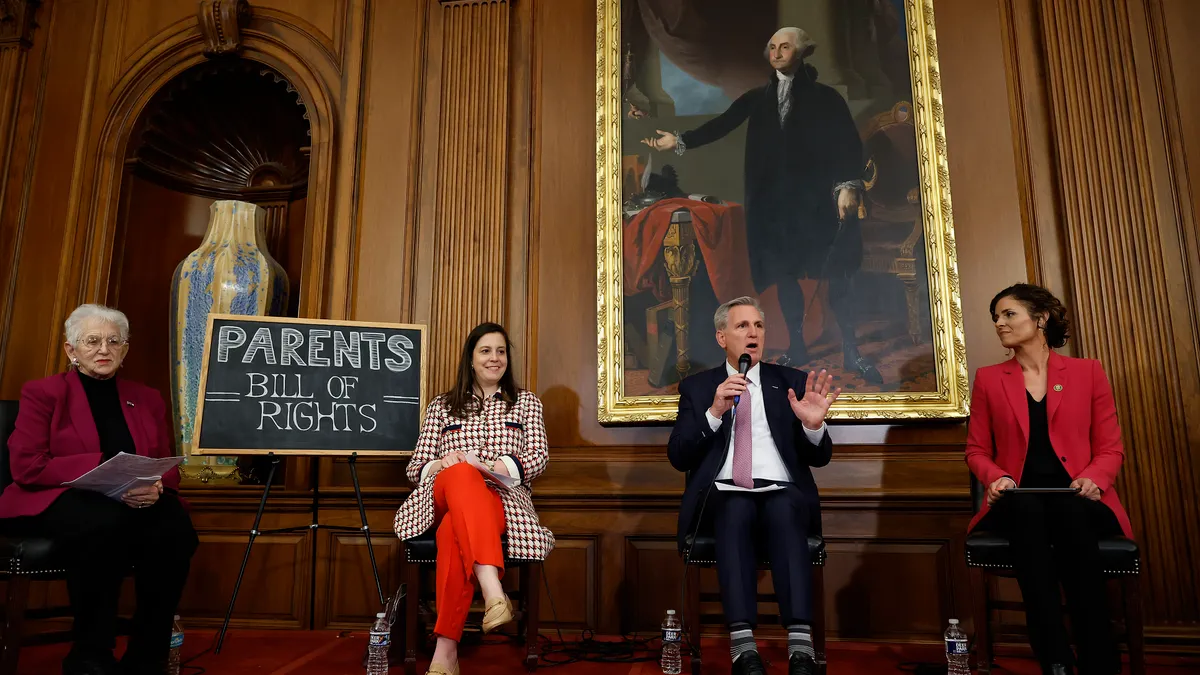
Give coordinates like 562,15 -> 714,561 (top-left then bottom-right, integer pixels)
0,0 -> 104,395
1038,0 -> 1200,627
352,0 -> 425,324
320,529 -> 402,629
412,0 -> 514,394
179,505 -> 316,629
0,0 -> 43,391
823,539 -> 949,641
537,535 -> 597,628
623,537 -> 679,633
40,1 -> 354,380
321,0 -> 369,321
997,0 -> 1073,313
505,0 -> 534,384
1158,0 -> 1200,356
251,0 -> 347,65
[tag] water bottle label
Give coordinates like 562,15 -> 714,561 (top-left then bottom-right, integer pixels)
370,631 -> 391,648
945,638 -> 967,655
169,633 -> 184,649
662,628 -> 681,644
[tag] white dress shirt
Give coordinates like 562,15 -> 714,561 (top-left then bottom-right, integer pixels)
705,361 -> 828,492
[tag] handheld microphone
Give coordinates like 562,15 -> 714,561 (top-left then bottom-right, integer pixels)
733,352 -> 751,405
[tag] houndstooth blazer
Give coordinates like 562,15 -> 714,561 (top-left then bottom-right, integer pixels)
392,390 -> 554,560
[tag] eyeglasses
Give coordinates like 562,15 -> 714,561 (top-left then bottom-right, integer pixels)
80,335 -> 127,351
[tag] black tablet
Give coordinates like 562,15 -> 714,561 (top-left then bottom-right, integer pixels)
1000,487 -> 1081,494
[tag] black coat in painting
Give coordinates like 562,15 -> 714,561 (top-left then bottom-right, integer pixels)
680,66 -> 864,289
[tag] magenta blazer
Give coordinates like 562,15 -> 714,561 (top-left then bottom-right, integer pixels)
0,372 -> 182,519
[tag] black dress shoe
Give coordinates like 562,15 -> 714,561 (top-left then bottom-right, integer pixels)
731,650 -> 767,675
789,652 -> 818,675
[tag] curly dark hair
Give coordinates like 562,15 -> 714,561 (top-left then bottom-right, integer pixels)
989,283 -> 1071,349
441,322 -> 519,419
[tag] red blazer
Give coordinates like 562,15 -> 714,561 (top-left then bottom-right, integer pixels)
0,372 -> 182,519
965,351 -> 1132,538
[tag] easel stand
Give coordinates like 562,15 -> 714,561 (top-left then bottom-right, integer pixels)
215,453 -> 384,653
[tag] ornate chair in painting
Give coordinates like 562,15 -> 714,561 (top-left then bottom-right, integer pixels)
858,101 -> 927,344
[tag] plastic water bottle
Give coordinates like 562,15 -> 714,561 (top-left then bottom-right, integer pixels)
661,609 -> 682,674
367,612 -> 391,674
945,618 -> 969,675
167,616 -> 183,675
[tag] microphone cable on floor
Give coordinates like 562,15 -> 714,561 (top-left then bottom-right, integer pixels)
526,560 -> 662,667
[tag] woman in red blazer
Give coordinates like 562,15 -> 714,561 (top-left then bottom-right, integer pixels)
0,304 -> 198,675
966,284 -> 1130,675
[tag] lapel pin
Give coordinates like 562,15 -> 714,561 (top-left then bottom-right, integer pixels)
126,401 -> 135,407
1053,384 -> 1063,392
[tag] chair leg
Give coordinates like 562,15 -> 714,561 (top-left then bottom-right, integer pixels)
968,566 -> 992,675
522,563 -> 541,671
685,564 -> 702,675
0,575 -> 30,675
812,564 -> 827,675
1121,575 -> 1145,675
403,560 -> 421,675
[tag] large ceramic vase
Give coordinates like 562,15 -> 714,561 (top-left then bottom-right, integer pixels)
169,200 -> 289,483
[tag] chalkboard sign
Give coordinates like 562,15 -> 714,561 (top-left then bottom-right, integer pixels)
193,315 -> 427,456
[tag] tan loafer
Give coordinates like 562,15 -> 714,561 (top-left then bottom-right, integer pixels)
425,662 -> 459,675
481,595 -> 514,634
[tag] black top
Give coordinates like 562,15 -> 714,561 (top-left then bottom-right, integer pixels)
1020,391 -> 1071,488
77,371 -> 136,461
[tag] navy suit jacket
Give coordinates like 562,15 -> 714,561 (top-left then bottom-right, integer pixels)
667,362 -> 833,552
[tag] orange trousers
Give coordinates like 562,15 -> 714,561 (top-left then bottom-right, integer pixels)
432,462 -> 506,641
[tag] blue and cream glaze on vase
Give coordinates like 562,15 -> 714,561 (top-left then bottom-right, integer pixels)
169,200 -> 288,483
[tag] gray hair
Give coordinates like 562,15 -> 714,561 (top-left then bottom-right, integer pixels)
714,296 -> 765,331
64,304 -> 130,346
764,26 -> 817,61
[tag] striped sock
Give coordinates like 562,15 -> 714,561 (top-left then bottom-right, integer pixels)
729,622 -> 757,663
787,624 -> 814,660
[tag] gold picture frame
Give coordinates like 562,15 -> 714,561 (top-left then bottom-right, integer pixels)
596,0 -> 968,422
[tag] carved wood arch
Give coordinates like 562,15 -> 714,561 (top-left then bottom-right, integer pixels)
50,25 -> 343,374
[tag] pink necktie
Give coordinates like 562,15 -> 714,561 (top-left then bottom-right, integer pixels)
732,380 -> 753,488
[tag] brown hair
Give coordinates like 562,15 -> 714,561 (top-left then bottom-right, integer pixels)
989,283 -> 1071,349
441,322 -> 519,419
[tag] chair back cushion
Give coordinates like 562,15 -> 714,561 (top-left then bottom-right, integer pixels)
0,399 -> 18,491
969,473 -> 985,515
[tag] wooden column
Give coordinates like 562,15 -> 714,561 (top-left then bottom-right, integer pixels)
1039,0 -> 1200,625
0,0 -> 39,377
417,0 -> 514,392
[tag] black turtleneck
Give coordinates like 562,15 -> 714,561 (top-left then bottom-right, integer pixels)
1020,391 -> 1072,488
76,371 -> 136,460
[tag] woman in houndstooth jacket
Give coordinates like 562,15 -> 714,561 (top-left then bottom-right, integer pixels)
393,322 -> 553,675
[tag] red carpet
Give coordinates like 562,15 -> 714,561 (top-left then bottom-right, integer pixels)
15,631 -> 1199,674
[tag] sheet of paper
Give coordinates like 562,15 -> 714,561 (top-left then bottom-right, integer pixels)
464,451 -> 519,490
63,452 -> 185,500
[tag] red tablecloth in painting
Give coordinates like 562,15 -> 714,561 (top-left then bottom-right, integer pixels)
623,198 -> 756,302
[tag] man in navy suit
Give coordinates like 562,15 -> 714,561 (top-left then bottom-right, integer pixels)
668,296 -> 840,675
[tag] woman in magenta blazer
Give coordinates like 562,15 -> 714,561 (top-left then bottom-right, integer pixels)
0,304 -> 197,675
966,284 -> 1131,675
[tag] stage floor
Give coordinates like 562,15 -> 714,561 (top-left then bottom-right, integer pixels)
15,630 -> 1198,674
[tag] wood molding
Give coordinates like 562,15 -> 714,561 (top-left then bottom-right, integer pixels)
46,17 -> 348,374
0,0 -> 39,383
997,0 -> 1073,306
415,0 -> 514,393
0,0 -> 39,49
1039,0 -> 1200,624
